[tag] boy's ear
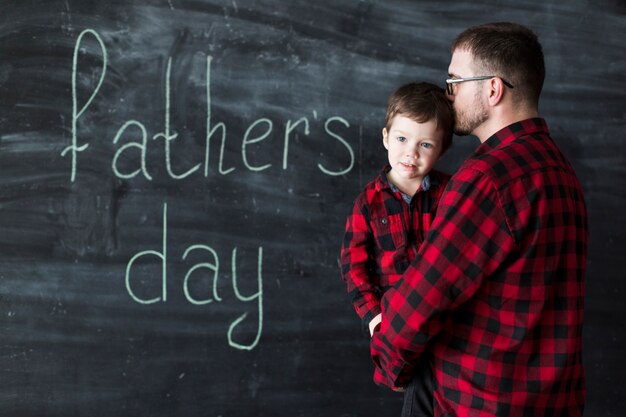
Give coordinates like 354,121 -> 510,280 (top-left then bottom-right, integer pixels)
382,128 -> 389,150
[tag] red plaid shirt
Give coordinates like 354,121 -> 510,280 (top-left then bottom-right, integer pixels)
371,119 -> 588,417
340,167 -> 450,331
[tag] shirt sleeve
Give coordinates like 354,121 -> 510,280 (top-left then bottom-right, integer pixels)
340,195 -> 382,330
370,169 -> 516,388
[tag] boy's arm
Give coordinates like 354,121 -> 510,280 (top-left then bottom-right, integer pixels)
340,199 -> 382,332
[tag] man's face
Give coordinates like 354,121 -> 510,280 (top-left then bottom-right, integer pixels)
447,49 -> 489,136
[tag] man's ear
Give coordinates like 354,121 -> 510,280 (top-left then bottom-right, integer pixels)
487,77 -> 506,106
382,127 -> 389,150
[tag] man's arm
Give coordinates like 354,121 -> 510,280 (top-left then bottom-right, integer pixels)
370,169 -> 515,388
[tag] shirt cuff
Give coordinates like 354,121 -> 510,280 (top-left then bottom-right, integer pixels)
370,330 -> 413,389
360,304 -> 382,335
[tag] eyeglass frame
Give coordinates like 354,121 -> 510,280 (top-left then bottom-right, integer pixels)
445,75 -> 514,95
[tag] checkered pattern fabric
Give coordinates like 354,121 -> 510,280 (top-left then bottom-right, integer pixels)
340,167 -> 450,331
370,119 -> 588,417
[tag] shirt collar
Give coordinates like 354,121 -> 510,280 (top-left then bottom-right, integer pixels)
376,165 -> 434,195
474,118 -> 549,156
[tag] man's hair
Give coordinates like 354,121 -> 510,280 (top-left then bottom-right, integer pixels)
384,82 -> 453,155
452,22 -> 545,106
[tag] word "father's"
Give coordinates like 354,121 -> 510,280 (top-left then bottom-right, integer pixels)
63,29 -> 355,182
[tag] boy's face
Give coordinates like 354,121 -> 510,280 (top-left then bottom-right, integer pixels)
382,114 -> 443,188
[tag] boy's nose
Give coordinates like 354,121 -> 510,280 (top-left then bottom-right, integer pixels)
406,149 -> 419,158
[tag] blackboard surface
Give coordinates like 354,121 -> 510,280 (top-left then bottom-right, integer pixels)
1,1 -> 624,416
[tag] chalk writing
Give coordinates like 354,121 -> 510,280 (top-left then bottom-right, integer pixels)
65,29 -> 355,183
125,203 -> 263,351
61,29 -> 107,182
63,28 -> 355,351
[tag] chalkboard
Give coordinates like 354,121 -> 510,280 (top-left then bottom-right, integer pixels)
1,1 -> 624,416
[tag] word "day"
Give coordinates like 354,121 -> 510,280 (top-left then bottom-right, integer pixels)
63,29 -> 355,182
125,202 -> 263,351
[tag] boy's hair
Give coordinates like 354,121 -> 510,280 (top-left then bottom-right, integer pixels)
384,82 -> 453,155
452,22 -> 545,107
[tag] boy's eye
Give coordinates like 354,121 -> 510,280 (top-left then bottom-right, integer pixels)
396,136 -> 407,142
421,142 -> 433,149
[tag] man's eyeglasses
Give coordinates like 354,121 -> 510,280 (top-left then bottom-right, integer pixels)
445,76 -> 514,95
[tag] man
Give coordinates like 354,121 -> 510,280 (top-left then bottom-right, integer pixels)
370,22 -> 588,417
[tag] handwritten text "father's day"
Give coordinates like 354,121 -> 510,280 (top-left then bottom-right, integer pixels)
61,29 -> 359,351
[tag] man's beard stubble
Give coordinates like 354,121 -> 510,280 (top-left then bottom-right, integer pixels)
453,90 -> 488,136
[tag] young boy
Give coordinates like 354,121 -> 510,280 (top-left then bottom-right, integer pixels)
340,82 -> 453,413
340,82 -> 453,338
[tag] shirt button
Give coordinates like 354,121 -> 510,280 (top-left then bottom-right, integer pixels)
381,218 -> 388,225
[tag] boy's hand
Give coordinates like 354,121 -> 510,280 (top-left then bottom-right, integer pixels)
369,313 -> 382,337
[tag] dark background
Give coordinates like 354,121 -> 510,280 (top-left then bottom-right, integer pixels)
1,1 -> 624,416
